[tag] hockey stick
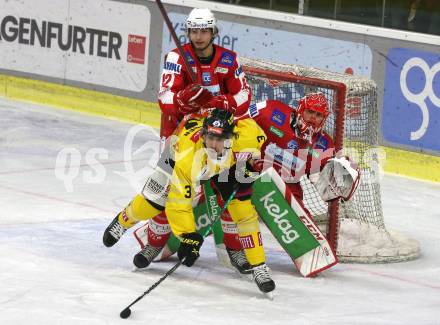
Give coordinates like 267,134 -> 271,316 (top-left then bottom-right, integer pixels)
155,0 -> 197,83
120,187 -> 238,319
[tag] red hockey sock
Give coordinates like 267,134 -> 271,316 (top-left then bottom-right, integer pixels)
221,211 -> 242,250
147,211 -> 171,248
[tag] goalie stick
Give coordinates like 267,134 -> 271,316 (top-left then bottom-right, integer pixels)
119,187 -> 238,319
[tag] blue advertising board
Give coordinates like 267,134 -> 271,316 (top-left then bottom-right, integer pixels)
382,48 -> 440,152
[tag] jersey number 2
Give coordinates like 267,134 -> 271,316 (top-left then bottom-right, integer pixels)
162,74 -> 172,88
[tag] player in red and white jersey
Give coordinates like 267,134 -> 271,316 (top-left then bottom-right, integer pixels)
241,93 -> 335,200
125,8 -> 252,273
158,8 -> 251,140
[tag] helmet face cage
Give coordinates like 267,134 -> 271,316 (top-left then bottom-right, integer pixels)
202,108 -> 235,140
296,92 -> 329,135
186,8 -> 218,35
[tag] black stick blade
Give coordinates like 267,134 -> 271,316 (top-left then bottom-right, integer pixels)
120,308 -> 131,319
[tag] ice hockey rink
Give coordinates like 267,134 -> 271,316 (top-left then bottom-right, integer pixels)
1,97 -> 439,325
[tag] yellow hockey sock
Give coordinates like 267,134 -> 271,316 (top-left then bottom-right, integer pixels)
227,199 -> 266,266
118,194 -> 162,229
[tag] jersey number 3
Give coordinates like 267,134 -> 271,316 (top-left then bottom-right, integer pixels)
184,185 -> 191,198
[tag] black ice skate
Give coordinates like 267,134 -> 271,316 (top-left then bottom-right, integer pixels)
226,247 -> 252,274
252,263 -> 275,294
103,213 -> 127,247
133,244 -> 163,269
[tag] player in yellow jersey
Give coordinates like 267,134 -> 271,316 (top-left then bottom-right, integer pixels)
103,109 -> 275,293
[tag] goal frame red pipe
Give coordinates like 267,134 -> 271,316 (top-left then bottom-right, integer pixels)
243,65 -> 347,251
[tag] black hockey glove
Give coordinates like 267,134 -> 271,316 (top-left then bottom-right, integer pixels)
178,232 -> 204,267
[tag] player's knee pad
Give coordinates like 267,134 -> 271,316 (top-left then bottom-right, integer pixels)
147,211 -> 171,247
141,168 -> 171,208
227,199 -> 259,231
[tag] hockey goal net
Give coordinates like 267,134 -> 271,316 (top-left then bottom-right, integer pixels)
241,57 -> 420,263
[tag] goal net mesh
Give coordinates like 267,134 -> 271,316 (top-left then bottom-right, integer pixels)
241,57 -> 420,263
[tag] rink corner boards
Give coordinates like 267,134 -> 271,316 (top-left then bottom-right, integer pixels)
0,74 -> 439,183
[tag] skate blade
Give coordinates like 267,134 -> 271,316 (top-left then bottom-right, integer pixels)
132,266 -> 141,272
131,266 -> 149,272
264,291 -> 274,300
234,269 -> 253,281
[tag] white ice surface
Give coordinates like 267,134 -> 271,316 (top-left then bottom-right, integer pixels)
1,98 -> 439,325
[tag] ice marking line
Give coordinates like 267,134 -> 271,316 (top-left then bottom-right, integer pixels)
0,158 -> 150,175
0,185 -> 114,213
346,265 -> 440,290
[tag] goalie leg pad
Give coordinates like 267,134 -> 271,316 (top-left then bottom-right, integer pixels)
252,168 -> 338,277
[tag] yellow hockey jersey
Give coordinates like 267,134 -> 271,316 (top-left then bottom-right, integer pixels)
165,116 -> 266,236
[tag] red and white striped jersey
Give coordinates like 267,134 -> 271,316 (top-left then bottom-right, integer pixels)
158,43 -> 251,137
240,100 -> 335,199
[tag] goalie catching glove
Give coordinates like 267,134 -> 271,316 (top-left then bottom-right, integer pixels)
176,83 -> 213,114
314,156 -> 360,202
178,232 -> 204,267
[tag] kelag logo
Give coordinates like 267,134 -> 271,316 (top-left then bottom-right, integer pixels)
383,48 -> 440,151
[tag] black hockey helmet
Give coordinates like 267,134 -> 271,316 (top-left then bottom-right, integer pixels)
202,108 -> 235,139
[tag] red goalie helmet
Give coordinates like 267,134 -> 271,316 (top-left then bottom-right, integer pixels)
296,92 -> 330,136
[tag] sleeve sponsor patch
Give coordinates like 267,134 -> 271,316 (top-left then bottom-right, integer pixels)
214,67 -> 229,74
249,103 -> 259,117
163,61 -> 182,74
219,52 -> 235,67
163,51 -> 182,74
271,109 -> 286,126
185,52 -> 195,65
287,140 -> 298,150
269,125 -> 284,138
315,134 -> 329,150
249,101 -> 267,118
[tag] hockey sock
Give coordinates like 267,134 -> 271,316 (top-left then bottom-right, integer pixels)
147,211 -> 171,248
118,194 -> 162,228
221,211 -> 242,250
227,199 -> 266,266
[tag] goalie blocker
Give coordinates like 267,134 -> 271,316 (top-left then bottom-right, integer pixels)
134,168 -> 338,277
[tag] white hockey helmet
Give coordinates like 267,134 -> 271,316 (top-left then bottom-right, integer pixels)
186,8 -> 218,34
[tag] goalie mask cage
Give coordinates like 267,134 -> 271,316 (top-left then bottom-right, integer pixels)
241,57 -> 420,263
